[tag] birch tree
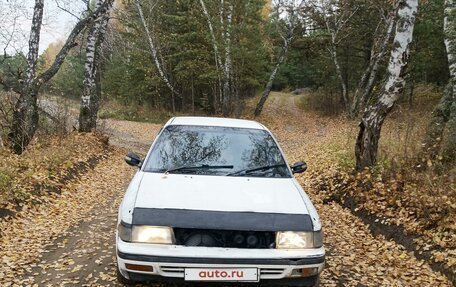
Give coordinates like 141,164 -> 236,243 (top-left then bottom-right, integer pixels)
350,7 -> 397,116
6,0 -> 114,154
0,0 -> 28,59
199,0 -> 234,115
355,0 -> 418,170
442,0 -> 456,161
221,1 -> 233,116
318,0 -> 358,111
134,0 -> 179,113
254,0 -> 301,117
420,0 -> 456,164
79,0 -> 114,132
8,0 -> 44,154
199,0 -> 224,110
100,0 -> 266,115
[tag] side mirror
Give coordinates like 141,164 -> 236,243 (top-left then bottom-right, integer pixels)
291,161 -> 307,174
125,152 -> 142,167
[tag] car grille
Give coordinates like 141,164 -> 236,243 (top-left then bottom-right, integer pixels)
174,228 -> 276,249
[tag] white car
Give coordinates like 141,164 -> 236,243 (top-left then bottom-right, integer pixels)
116,117 -> 325,286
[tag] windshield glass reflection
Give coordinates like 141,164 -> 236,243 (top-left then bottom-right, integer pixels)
143,125 -> 290,178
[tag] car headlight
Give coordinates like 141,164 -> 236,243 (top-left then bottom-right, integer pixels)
118,222 -> 132,242
131,226 -> 175,244
313,230 -> 324,248
276,230 -> 324,249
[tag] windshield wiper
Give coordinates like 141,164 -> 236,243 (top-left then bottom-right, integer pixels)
226,164 -> 286,176
165,165 -> 234,174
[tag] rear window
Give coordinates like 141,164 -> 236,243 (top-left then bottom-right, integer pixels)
143,125 -> 291,178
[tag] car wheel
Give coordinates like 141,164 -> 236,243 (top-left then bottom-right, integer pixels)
117,268 -> 137,286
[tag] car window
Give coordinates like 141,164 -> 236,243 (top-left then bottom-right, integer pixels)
143,125 -> 291,178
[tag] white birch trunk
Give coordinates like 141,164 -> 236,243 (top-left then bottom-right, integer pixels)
330,44 -> 348,107
79,0 -> 113,132
255,36 -> 291,117
135,0 -> 177,113
221,1 -> 233,115
355,0 -> 418,170
9,0 -> 115,153
199,0 -> 223,71
254,1 -> 299,116
23,0 -> 44,90
36,0 -> 114,85
79,0 -> 103,131
199,0 -> 225,111
420,85 -> 453,165
443,0 -> 456,159
351,13 -> 396,115
9,0 -> 44,153
321,2 -> 355,111
445,0 -> 456,84
420,0 -> 455,163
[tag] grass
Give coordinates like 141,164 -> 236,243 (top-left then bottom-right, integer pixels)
293,83 -> 444,169
0,171 -> 12,203
98,102 -> 172,124
288,84 -> 455,266
296,89 -> 345,116
41,94 -> 172,124
0,133 -> 109,207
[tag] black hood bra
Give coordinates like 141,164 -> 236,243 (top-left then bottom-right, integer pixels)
132,208 -> 314,232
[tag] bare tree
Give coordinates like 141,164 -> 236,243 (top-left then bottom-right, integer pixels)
221,0 -> 234,116
420,86 -> 454,165
254,0 -> 301,117
442,0 -> 456,161
0,0 -> 29,58
420,0 -> 456,164
79,0 -> 114,132
7,0 -> 45,154
317,0 -> 358,111
350,5 -> 398,116
199,0 -> 224,111
6,0 -> 114,154
355,0 -> 418,170
199,0 -> 234,115
135,0 -> 179,113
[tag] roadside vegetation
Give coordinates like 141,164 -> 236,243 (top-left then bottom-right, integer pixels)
0,131 -> 110,219
0,92 -> 111,221
253,85 -> 456,280
0,0 -> 455,285
98,100 -> 173,124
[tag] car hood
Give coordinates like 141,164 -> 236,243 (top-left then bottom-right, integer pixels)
134,172 -> 309,215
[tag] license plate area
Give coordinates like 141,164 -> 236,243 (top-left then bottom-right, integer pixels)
184,268 -> 259,282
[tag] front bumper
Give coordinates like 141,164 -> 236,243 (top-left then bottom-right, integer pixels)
117,238 -> 325,283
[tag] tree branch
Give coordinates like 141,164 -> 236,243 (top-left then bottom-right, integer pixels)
35,0 -> 114,87
54,0 -> 82,20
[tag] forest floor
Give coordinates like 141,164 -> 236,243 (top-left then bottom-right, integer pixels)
0,93 -> 453,286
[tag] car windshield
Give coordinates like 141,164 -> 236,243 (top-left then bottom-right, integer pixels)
143,125 -> 291,178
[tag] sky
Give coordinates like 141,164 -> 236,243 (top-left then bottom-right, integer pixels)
0,0 -> 86,55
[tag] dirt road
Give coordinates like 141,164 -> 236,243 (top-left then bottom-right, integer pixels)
0,94 -> 452,286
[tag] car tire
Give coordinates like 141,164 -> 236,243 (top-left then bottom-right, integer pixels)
117,268 -> 137,286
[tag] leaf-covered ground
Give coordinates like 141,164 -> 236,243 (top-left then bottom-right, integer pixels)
254,94 -> 454,286
262,93 -> 455,281
0,94 -> 453,286
0,133 -> 111,217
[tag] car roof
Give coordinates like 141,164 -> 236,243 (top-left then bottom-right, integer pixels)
165,116 -> 266,130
